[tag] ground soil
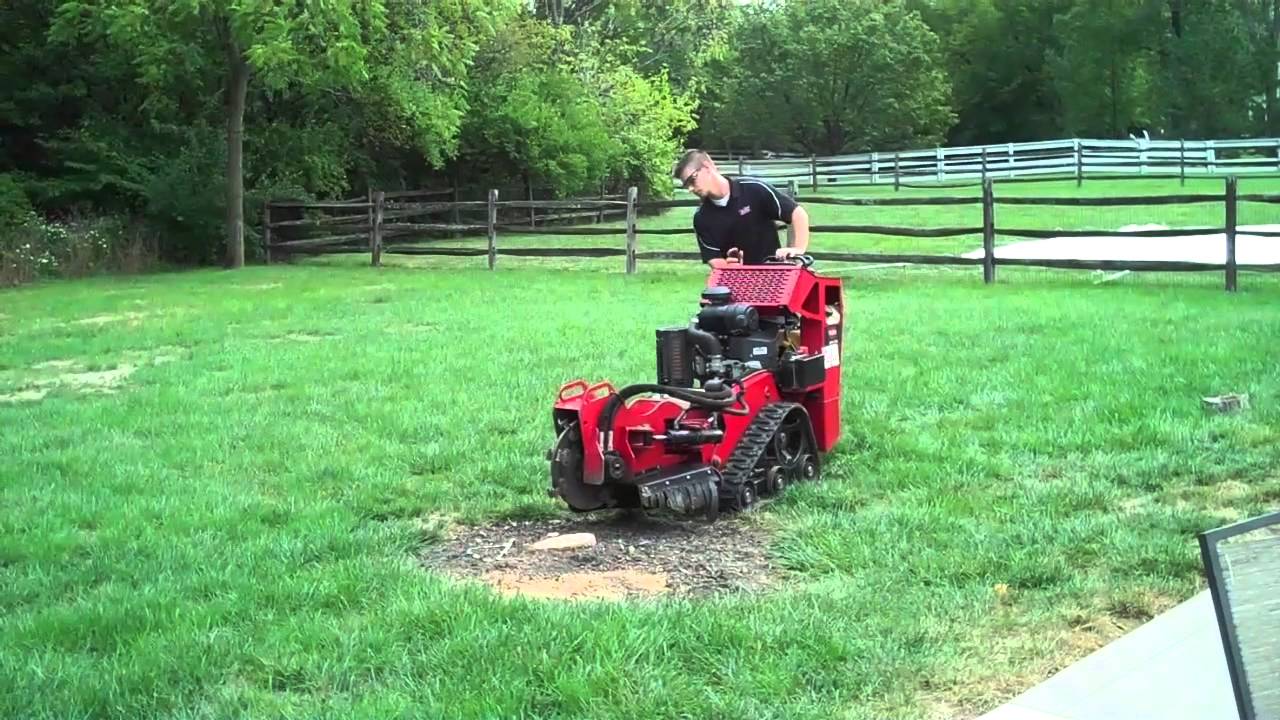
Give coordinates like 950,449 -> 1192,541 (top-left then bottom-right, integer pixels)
422,510 -> 779,602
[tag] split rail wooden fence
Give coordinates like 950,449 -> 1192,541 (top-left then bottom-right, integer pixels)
264,177 -> 1280,292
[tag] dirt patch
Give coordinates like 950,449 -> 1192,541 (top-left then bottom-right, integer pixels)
122,346 -> 184,365
1,349 -> 180,404
423,511 -> 778,601
270,332 -> 337,343
1123,479 -> 1259,525
242,282 -> 282,290
71,311 -> 147,327
0,388 -> 50,403
385,322 -> 441,334
0,365 -> 133,403
55,365 -> 136,393
31,359 -> 79,371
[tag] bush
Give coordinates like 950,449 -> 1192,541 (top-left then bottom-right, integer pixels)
141,129 -> 226,265
0,211 -> 160,287
0,173 -> 35,225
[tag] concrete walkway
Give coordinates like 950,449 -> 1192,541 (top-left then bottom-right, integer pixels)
979,590 -> 1241,720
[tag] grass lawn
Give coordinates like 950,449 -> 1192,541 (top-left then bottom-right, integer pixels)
3,177 -> 1279,718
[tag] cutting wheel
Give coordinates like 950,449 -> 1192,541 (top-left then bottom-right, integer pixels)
548,421 -> 609,511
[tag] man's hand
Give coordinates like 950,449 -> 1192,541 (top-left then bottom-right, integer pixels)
775,246 -> 805,259
710,248 -> 743,268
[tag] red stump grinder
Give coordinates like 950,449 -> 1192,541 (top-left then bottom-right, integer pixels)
547,255 -> 843,520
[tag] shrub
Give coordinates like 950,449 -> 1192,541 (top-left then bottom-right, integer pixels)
0,211 -> 160,287
0,173 -> 35,225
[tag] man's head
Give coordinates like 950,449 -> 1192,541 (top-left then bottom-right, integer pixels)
673,149 -> 723,200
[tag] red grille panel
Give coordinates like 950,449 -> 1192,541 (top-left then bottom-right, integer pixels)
707,267 -> 801,305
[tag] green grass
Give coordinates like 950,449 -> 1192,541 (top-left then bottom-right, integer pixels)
3,183 -> 1280,718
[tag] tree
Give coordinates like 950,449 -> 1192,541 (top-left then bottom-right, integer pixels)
911,0 -> 1071,144
538,0 -> 734,93
1048,0 -> 1164,137
457,14 -> 696,196
51,0 -> 505,268
1233,0 -> 1280,135
701,0 -> 954,154
1159,0 -> 1255,137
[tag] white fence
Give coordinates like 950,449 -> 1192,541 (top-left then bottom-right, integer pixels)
712,137 -> 1280,188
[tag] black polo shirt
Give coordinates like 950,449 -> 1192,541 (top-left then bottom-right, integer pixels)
693,177 -> 798,264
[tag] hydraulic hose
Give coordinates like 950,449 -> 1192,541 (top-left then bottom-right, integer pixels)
597,381 -> 740,455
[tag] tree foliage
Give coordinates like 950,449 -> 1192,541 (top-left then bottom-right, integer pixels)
909,0 -> 1071,144
458,13 -> 696,196
701,0 -> 955,154
48,0 -> 509,267
6,0 -> 1280,271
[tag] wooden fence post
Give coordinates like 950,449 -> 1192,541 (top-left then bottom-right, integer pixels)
1075,139 -> 1083,187
263,203 -> 272,264
981,147 -> 988,183
982,178 -> 996,284
527,175 -> 536,227
625,186 -> 638,274
893,153 -> 901,192
1225,176 -> 1237,293
935,147 -> 944,182
810,154 -> 817,190
1180,139 -> 1187,186
487,189 -> 498,270
598,181 -> 606,223
451,174 -> 461,238
371,191 -> 384,267
367,188 -> 375,254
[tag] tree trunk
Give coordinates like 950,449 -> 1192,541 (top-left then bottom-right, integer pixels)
1269,0 -> 1280,135
225,40 -> 250,269
1109,56 -> 1119,137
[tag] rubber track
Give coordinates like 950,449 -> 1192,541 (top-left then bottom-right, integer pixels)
719,402 -> 800,498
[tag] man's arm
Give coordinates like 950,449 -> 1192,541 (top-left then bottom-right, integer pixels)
785,204 -> 810,254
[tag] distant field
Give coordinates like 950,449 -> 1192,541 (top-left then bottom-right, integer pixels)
2,259 -> 1278,718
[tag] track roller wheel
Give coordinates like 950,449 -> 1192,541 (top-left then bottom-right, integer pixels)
764,465 -> 786,495
797,453 -> 819,483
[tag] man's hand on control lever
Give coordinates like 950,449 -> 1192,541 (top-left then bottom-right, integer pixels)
709,248 -> 742,269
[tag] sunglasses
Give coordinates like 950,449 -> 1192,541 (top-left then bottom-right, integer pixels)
681,168 -> 703,189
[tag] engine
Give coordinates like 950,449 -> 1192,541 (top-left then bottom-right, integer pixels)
656,286 -> 825,391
